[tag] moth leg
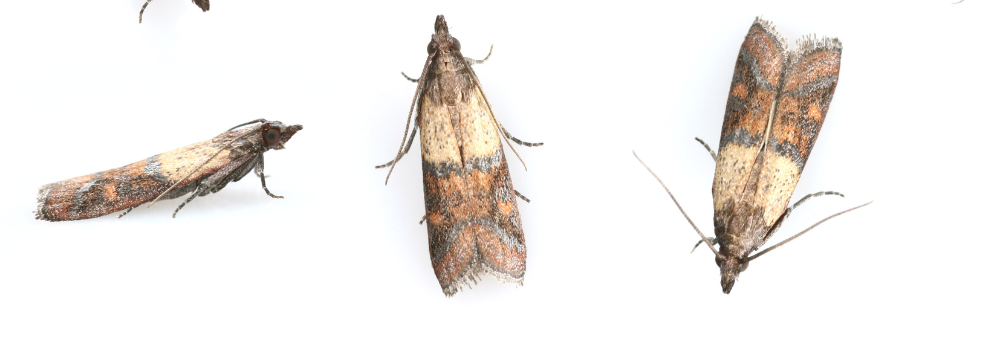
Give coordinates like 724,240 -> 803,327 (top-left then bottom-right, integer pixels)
117,205 -> 138,219
385,53 -> 434,185
139,0 -> 153,23
401,72 -> 420,83
694,137 -> 717,163
172,184 -> 206,218
499,125 -> 543,147
514,190 -> 531,203
785,191 -> 844,219
375,127 -> 418,168
418,215 -> 427,225
464,45 -> 493,66
690,236 -> 718,254
255,157 -> 283,199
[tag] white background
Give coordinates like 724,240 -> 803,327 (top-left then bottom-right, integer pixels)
0,0 -> 995,348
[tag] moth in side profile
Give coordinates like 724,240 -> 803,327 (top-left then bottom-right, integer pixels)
139,0 -> 209,23
36,119 -> 302,221
635,17 -> 869,294
377,15 -> 542,297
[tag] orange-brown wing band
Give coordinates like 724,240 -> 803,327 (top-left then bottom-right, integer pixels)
718,19 -> 788,152
36,157 -> 173,221
423,151 -> 525,296
771,36 -> 843,172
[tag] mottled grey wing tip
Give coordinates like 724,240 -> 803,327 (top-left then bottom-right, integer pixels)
752,16 -> 841,62
786,35 -> 842,70
34,185 -> 55,221
441,264 -> 484,297
752,16 -> 778,33
796,34 -> 843,55
439,260 -> 524,297
752,16 -> 789,54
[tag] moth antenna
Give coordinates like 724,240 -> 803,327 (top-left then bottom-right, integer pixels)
385,53 -> 435,185
748,201 -> 872,261
464,56 -> 530,172
139,0 -> 153,23
401,72 -> 419,82
739,99 -> 778,197
465,45 -> 493,66
759,99 -> 778,155
228,119 -> 267,131
634,151 -> 722,259
147,127 -> 260,208
694,137 -> 717,162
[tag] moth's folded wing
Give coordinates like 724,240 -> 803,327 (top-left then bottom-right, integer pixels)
714,18 -> 789,216
753,36 -> 843,230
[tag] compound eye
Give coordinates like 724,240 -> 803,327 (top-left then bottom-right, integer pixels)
426,41 -> 435,55
451,38 -> 461,51
264,128 -> 280,147
739,261 -> 750,272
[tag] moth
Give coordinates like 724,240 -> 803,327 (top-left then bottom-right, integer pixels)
139,0 -> 209,23
36,119 -> 302,221
377,15 -> 542,296
635,17 -> 869,294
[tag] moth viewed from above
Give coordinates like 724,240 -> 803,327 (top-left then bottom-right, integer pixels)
36,119 -> 302,221
139,0 -> 209,23
377,15 -> 543,297
635,17 -> 870,294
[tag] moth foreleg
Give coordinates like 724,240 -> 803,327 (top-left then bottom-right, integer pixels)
255,157 -> 283,199
690,236 -> 718,254
464,45 -> 493,66
401,72 -> 420,83
375,127 -> 419,168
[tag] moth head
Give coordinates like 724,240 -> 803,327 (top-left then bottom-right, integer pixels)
261,121 -> 303,150
716,255 -> 749,294
428,14 -> 461,55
